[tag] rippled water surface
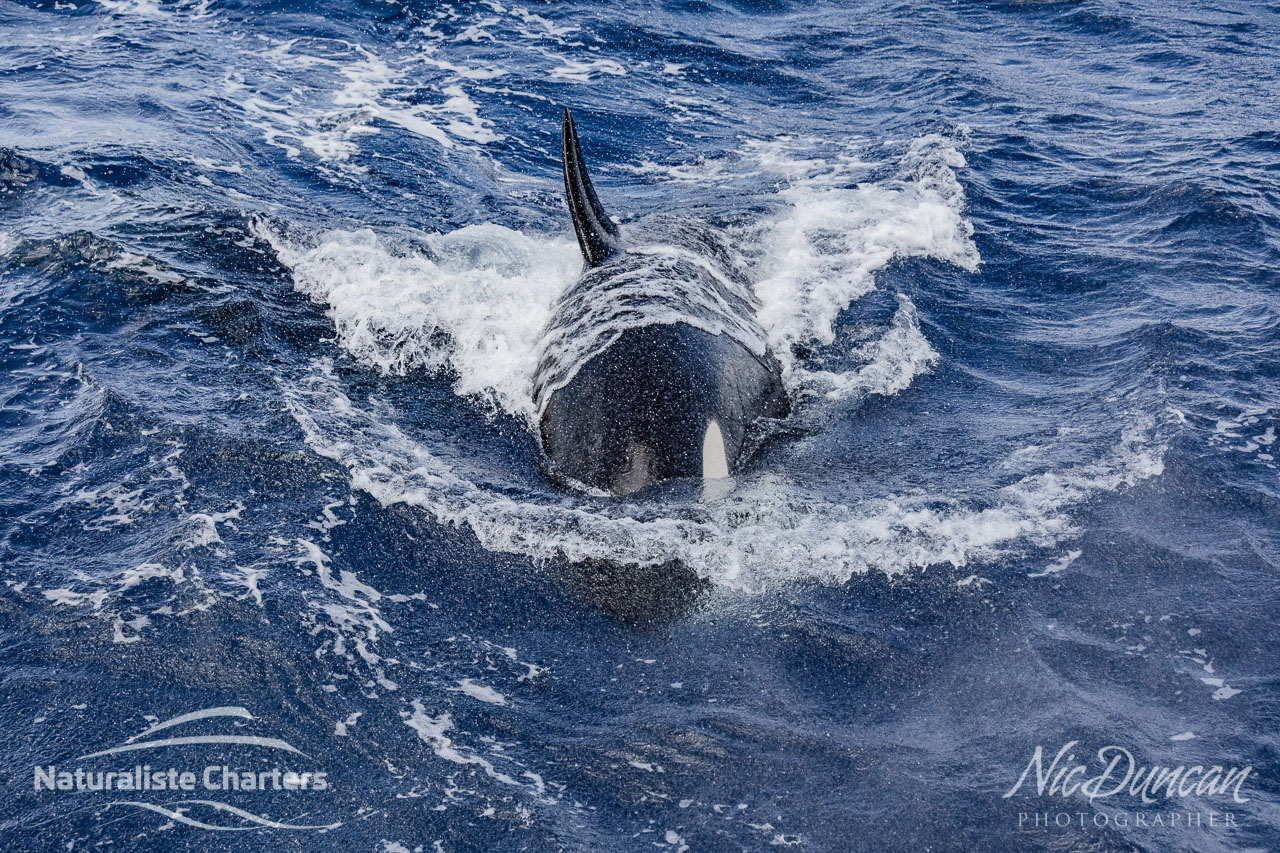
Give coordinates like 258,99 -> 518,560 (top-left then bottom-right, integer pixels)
2,0 -> 1278,850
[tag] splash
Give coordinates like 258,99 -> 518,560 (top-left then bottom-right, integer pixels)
267,132 -> 1166,587
750,135 -> 977,351
259,222 -> 579,423
267,132 -> 976,420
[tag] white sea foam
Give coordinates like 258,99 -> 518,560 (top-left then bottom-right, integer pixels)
741,135 -> 977,377
92,0 -> 164,16
224,38 -> 499,171
1027,549 -> 1082,578
452,679 -> 507,705
41,561 -> 203,636
217,0 -> 625,171
1207,406 -> 1276,469
257,221 -> 580,423
402,700 -> 550,796
547,56 -> 628,83
290,537 -> 398,689
186,503 -> 243,549
510,7 -> 580,40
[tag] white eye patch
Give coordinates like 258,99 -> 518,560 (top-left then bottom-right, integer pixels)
702,420 -> 728,480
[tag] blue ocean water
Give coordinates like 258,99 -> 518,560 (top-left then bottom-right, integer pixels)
2,0 -> 1278,849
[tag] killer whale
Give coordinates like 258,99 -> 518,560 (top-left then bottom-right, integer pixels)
533,109 -> 790,495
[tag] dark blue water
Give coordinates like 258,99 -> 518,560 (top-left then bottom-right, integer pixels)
2,0 -> 1278,850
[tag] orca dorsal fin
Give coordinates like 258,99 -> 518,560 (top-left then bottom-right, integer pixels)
562,108 -> 624,267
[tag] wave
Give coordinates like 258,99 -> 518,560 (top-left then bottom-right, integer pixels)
280,359 -> 1166,589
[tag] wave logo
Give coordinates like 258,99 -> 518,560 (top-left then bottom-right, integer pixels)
33,706 -> 341,832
